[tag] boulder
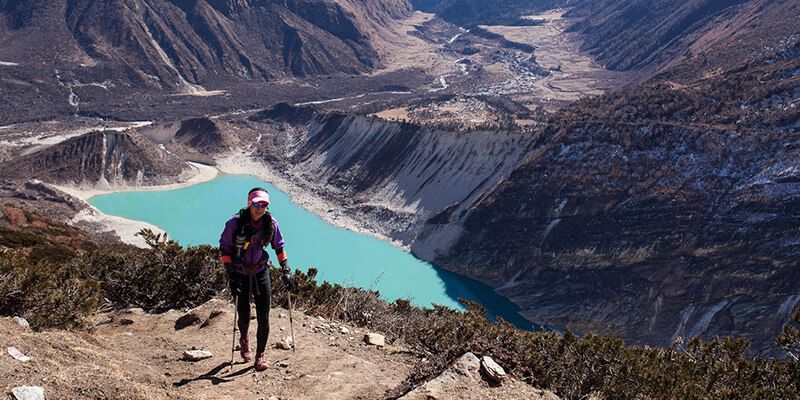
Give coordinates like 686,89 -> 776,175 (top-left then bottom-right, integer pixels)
11,386 -> 44,400
7,347 -> 30,362
276,336 -> 294,350
174,312 -> 201,330
398,353 -> 480,399
363,333 -> 385,347
340,326 -> 350,334
480,356 -> 506,383
452,352 -> 480,377
183,350 -> 213,361
12,317 -> 30,329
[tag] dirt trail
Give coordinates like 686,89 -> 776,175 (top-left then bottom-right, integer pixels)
2,299 -> 556,399
2,299 -> 414,399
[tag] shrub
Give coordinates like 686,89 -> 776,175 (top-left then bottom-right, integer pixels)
0,224 -> 225,328
2,210 -> 799,399
84,229 -> 226,311
0,249 -> 100,329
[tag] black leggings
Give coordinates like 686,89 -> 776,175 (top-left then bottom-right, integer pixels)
234,268 -> 272,354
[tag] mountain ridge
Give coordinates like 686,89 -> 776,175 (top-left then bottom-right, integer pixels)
0,0 -> 413,90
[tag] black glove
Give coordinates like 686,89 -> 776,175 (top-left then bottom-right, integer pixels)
280,261 -> 297,292
224,263 -> 241,298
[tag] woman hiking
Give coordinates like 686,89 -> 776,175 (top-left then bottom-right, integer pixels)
220,187 -> 297,371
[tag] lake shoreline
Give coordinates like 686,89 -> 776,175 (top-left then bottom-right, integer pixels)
61,152 -> 535,329
214,153 -> 406,250
86,172 -> 536,328
51,152 -> 398,249
51,162 -> 219,247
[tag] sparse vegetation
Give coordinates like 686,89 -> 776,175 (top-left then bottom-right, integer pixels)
1,207 -> 798,399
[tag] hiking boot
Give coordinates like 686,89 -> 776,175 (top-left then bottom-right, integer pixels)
254,352 -> 268,371
239,337 -> 252,361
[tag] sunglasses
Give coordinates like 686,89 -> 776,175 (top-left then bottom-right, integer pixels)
252,202 -> 269,209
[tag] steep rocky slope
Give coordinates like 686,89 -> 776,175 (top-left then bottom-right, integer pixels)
0,0 -> 412,89
1,129 -> 188,185
249,105 -> 538,248
565,0 -> 792,74
0,0 -> 432,125
432,7 -> 800,355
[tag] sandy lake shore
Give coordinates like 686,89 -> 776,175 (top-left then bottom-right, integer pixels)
49,152 -> 396,249
51,162 -> 219,247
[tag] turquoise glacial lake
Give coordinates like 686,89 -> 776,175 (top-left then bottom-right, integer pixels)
89,174 -> 532,330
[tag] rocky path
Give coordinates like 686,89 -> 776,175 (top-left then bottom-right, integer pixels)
2,299 -> 557,400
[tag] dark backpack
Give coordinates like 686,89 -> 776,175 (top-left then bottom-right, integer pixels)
233,209 -> 275,258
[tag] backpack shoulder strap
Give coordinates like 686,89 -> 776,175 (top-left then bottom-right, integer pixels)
235,209 -> 251,238
261,211 -> 275,246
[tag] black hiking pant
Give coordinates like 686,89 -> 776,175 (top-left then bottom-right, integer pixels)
233,268 -> 272,354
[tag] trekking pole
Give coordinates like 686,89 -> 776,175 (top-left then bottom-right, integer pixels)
287,290 -> 296,353
229,294 -> 238,372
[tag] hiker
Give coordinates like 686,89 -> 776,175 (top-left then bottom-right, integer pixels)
220,187 -> 297,371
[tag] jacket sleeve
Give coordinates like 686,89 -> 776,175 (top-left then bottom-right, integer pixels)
271,218 -> 286,250
219,217 -> 237,263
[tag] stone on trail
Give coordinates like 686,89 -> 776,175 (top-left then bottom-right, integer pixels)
276,336 -> 294,350
183,350 -> 213,361
8,346 -> 30,362
398,353 -> 480,399
340,326 -> 350,334
199,310 -> 223,329
11,386 -> 44,400
363,333 -> 385,347
12,317 -> 30,329
480,356 -> 507,383
174,312 -> 202,330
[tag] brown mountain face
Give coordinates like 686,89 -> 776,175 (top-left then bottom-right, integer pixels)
564,0 -> 784,74
0,0 -> 412,90
172,117 -> 227,153
1,130 -> 188,185
162,117 -> 236,164
429,0 -> 800,355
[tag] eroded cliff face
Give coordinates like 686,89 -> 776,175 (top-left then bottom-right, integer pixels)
1,130 -> 188,186
250,106 -> 538,247
435,122 -> 800,355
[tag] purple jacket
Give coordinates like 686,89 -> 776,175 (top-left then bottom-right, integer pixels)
220,214 -> 285,269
